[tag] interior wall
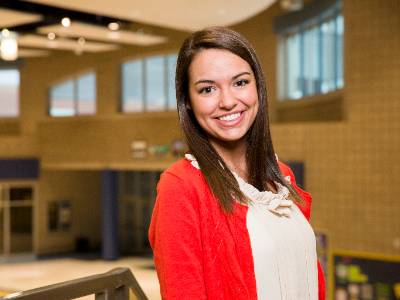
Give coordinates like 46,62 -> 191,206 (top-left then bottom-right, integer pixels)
36,171 -> 101,254
0,34 -> 186,159
37,113 -> 181,169
0,0 -> 398,256
235,0 -> 400,254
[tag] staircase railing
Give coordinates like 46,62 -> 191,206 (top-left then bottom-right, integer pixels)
2,267 -> 149,300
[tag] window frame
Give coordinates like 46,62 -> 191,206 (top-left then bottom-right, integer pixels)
120,53 -> 178,114
276,0 -> 343,102
0,66 -> 20,119
48,70 -> 97,118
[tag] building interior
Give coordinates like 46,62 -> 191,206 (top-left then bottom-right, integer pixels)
0,0 -> 399,299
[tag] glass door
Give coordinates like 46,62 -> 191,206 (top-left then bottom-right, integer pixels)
0,183 -> 35,256
9,186 -> 33,253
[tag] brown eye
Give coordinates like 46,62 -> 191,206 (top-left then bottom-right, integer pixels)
234,79 -> 249,87
199,86 -> 215,94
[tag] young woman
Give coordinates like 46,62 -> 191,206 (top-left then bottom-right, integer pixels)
149,27 -> 326,300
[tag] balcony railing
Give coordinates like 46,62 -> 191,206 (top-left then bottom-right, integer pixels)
2,267 -> 148,300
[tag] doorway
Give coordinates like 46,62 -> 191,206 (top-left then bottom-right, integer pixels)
0,182 -> 36,257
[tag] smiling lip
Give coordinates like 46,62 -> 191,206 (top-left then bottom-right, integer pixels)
215,111 -> 244,127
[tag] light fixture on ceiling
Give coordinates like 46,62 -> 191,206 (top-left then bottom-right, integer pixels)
61,17 -> 71,28
77,37 -> 85,46
75,37 -> 85,56
0,29 -> 18,61
108,22 -> 120,31
280,0 -> 303,11
107,22 -> 121,40
47,32 -> 56,40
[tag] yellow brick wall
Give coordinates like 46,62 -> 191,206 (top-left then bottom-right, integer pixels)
36,171 -> 101,254
238,0 -> 400,254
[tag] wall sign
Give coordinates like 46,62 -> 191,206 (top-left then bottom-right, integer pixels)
332,251 -> 400,300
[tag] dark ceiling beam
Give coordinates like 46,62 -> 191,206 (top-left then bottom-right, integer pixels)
0,0 -> 132,32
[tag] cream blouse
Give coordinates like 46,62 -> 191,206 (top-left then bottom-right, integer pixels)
185,154 -> 318,300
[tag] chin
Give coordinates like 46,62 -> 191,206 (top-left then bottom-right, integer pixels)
211,133 -> 248,145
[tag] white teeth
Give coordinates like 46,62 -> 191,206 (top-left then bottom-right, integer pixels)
218,112 -> 241,121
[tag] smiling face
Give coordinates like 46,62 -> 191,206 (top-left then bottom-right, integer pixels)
188,49 -> 259,149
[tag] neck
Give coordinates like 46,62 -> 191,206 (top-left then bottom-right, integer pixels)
209,138 -> 248,180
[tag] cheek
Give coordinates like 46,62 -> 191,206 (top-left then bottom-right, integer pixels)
251,86 -> 259,109
241,86 -> 259,108
190,96 -> 216,117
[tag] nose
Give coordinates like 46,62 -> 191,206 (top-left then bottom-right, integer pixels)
218,87 -> 237,110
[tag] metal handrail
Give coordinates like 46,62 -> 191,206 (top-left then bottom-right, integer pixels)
2,267 -> 149,300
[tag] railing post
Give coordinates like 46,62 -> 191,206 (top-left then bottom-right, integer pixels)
95,291 -> 106,300
115,285 -> 129,300
105,288 -> 115,300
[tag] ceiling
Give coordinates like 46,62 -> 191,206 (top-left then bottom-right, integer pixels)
0,0 -> 277,59
25,0 -> 277,32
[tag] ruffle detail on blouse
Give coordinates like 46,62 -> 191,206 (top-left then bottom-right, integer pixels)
184,153 -> 293,217
232,172 -> 293,217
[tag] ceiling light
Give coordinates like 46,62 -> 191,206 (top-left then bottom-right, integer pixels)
0,30 -> 18,61
1,29 -> 10,37
77,37 -> 85,45
61,17 -> 71,28
47,32 -> 56,40
280,0 -> 303,11
108,22 -> 120,31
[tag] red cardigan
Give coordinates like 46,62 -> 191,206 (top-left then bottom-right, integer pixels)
149,159 -> 326,299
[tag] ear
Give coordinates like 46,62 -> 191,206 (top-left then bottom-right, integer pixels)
186,101 -> 192,110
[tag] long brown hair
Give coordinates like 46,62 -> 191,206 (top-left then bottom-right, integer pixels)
176,26 -> 299,212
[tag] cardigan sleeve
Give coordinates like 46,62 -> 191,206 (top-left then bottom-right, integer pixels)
278,160 -> 326,300
148,171 -> 207,300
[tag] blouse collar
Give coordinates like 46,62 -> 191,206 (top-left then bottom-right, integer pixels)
184,153 -> 293,217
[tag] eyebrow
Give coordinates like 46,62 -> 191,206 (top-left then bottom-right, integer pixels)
194,71 -> 251,85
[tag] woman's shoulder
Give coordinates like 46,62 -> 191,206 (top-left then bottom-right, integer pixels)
158,158 -> 206,190
163,157 -> 200,178
154,158 -> 215,217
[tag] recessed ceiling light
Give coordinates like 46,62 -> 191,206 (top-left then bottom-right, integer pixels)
78,37 -> 85,45
1,28 -> 10,37
108,22 -> 120,31
61,17 -> 71,28
0,30 -> 18,61
47,32 -> 56,40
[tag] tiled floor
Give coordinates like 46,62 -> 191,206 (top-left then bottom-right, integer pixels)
0,255 -> 161,299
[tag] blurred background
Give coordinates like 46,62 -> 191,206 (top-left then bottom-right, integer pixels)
0,0 -> 399,299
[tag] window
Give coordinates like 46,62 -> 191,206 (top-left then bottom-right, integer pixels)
122,60 -> 143,112
77,73 -> 96,115
49,72 -> 96,117
0,68 -> 19,117
145,56 -> 165,111
277,0 -> 343,100
121,53 -> 177,113
166,54 -> 178,110
118,170 -> 161,254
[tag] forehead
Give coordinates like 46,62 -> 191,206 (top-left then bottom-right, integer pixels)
188,49 -> 253,81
